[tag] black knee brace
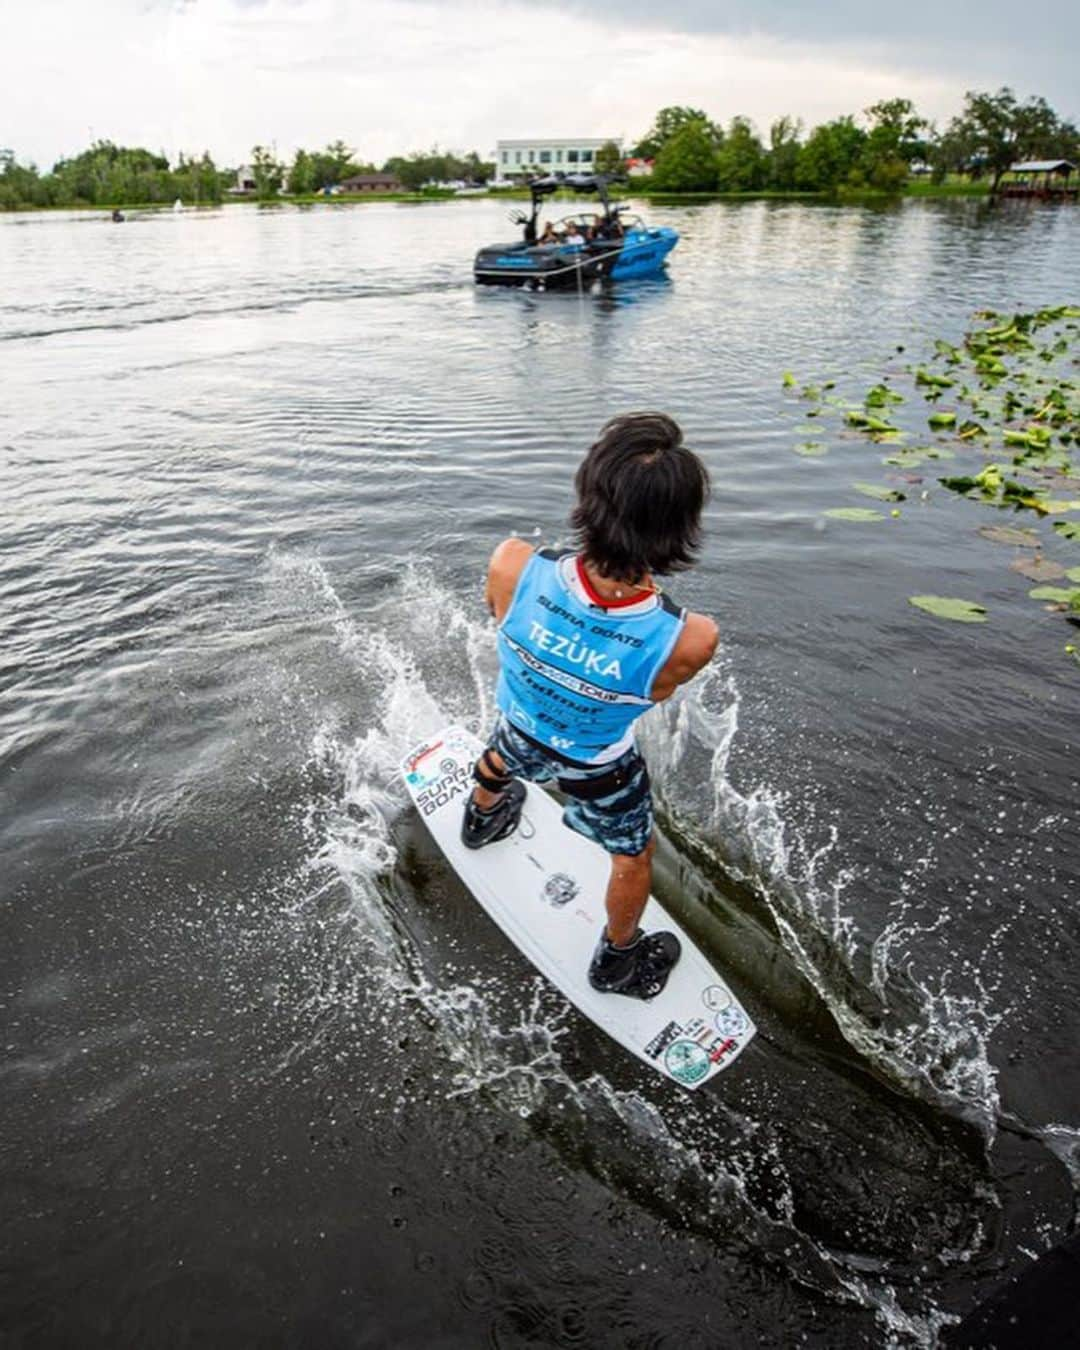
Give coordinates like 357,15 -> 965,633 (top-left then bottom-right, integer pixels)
472,749 -> 511,794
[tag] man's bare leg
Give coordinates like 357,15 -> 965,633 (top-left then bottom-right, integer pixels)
471,747 -> 507,811
603,836 -> 655,947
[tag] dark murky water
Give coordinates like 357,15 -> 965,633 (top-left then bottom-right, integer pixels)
2,198 -> 1078,1347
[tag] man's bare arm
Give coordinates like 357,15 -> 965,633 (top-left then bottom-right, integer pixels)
484,537 -> 534,622
649,611 -> 719,702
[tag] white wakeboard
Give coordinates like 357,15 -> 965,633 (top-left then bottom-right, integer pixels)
401,725 -> 755,1089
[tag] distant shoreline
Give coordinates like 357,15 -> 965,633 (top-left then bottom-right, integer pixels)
5,181 -> 996,215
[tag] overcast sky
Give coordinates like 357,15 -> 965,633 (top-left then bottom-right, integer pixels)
4,0 -> 1077,169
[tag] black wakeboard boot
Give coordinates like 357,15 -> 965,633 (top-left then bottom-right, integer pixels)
460,780 -> 526,850
588,928 -> 681,1000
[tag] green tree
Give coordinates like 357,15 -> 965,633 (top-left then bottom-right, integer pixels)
795,117 -> 866,191
287,148 -> 314,195
855,98 -> 928,191
594,140 -> 624,175
174,151 -> 223,204
936,88 -> 1077,192
651,120 -> 718,192
0,150 -> 54,208
714,116 -> 766,191
635,106 -> 720,159
766,116 -> 802,190
865,98 -> 929,161
251,145 -> 283,200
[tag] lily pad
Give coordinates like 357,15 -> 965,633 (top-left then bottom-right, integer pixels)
882,447 -> 955,468
1010,556 -> 1066,581
978,524 -> 1040,547
1028,585 -> 1079,603
908,595 -> 987,623
793,442 -> 828,457
824,507 -> 887,522
852,482 -> 906,502
782,371 -> 797,388
916,368 -> 955,390
1067,567 -> 1080,583
958,420 -> 988,440
1042,500 -> 1080,514
865,383 -> 904,408
928,411 -> 957,429
1054,521 -> 1080,541
846,411 -> 899,434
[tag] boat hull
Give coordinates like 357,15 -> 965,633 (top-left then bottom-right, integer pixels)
474,227 -> 678,289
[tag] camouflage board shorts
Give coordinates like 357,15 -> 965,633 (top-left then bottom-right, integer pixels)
484,713 -> 653,858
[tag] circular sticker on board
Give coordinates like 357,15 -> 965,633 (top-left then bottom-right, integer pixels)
701,984 -> 733,1013
664,1040 -> 710,1086
714,1005 -> 747,1037
439,758 -> 457,776
542,873 -> 579,908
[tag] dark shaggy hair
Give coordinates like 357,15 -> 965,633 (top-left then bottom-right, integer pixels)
570,412 -> 709,581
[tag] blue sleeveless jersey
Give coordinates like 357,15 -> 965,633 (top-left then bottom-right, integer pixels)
495,549 -> 686,763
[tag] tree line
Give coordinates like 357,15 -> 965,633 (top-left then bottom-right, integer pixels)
636,89 -> 1079,194
2,87 -> 1076,209
0,143 -> 224,209
0,139 -> 497,209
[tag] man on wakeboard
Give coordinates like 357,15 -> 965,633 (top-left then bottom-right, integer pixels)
462,412 -> 718,1000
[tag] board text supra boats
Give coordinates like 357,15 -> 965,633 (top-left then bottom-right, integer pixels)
474,173 -> 678,290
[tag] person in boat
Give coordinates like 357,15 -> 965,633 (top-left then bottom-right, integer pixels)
538,221 -> 558,244
562,221 -> 585,246
461,413 -> 718,1000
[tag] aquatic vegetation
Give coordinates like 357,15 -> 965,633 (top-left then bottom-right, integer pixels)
882,446 -> 954,468
782,302 -> 1080,659
793,441 -> 828,457
1010,556 -> 1066,582
852,482 -> 905,502
1028,585 -> 1080,610
908,596 -> 987,623
977,524 -> 1039,546
915,369 -> 955,391
846,411 -> 898,434
823,507 -> 887,522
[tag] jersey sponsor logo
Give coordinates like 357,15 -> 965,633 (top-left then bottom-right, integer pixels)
527,621 -> 623,679
502,634 -> 650,708
536,593 -> 586,628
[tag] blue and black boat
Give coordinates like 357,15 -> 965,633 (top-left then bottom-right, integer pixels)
474,173 -> 678,289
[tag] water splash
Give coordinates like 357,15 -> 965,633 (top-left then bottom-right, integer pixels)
260,550 -> 1004,1345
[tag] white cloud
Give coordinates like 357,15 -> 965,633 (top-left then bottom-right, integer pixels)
3,0 -> 1071,171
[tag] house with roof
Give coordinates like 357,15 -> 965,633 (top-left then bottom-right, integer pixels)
997,160 -> 1077,200
339,173 -> 403,194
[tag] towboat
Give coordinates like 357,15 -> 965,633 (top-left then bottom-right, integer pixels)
474,173 -> 678,289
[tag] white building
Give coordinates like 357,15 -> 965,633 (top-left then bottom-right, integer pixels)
494,137 -> 622,183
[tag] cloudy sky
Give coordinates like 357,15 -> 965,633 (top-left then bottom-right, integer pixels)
4,0 -> 1077,169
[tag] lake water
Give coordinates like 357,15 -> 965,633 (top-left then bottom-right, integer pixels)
2,197 -> 1078,1348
